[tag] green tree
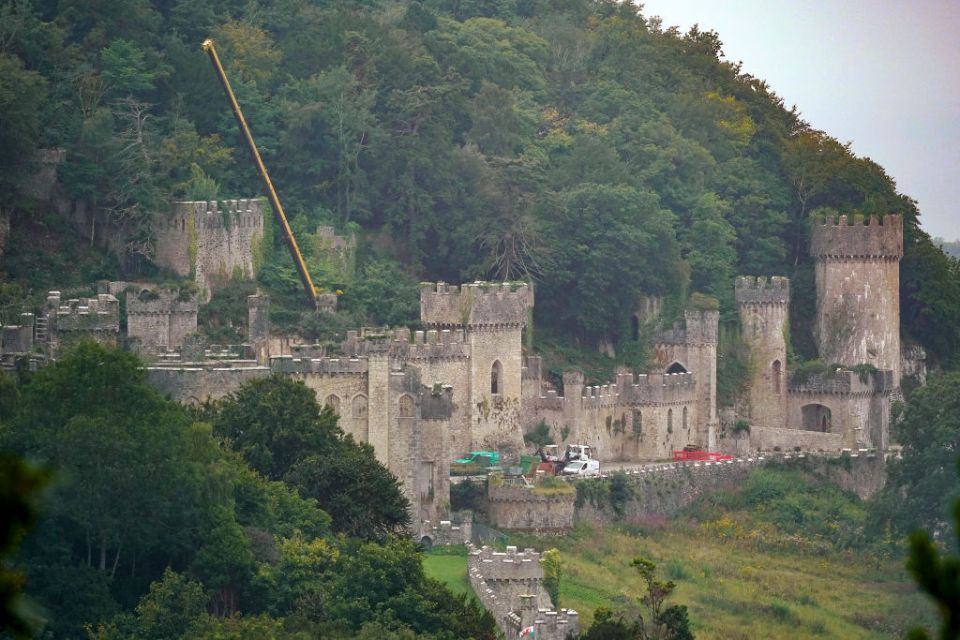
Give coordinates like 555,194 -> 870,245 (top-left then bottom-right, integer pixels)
0,455 -> 51,638
871,372 -> 960,539
213,376 -> 339,481
213,376 -> 410,540
541,548 -> 562,608
578,557 -> 693,640
905,493 -> 960,640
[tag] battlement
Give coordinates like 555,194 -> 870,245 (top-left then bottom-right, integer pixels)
470,545 -> 543,582
48,292 -> 120,332
735,276 -> 790,305
341,327 -> 469,361
420,281 -> 532,328
126,289 -> 199,315
270,355 -> 369,375
810,214 -> 903,260
167,199 -> 264,231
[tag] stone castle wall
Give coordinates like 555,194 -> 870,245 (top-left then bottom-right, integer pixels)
811,214 -> 903,384
487,481 -> 576,531
154,199 -> 264,299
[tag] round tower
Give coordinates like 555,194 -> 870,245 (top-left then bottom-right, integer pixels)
810,214 -> 903,384
735,276 -> 789,428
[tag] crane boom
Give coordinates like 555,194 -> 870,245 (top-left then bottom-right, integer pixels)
201,38 -> 318,308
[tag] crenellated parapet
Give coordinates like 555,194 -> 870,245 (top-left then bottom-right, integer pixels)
735,276 -> 790,305
810,214 -> 903,261
340,327 -> 470,361
270,355 -> 369,375
420,281 -> 532,329
167,199 -> 264,231
48,292 -> 120,333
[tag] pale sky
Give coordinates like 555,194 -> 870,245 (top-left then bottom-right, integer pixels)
641,0 -> 960,241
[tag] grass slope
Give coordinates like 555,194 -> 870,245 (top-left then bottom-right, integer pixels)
539,523 -> 932,639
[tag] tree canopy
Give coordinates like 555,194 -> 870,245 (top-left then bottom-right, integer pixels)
1,0 -> 957,367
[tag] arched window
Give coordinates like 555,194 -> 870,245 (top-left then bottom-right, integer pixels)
682,406 -> 688,429
772,360 -> 782,394
324,394 -> 341,416
667,408 -> 673,432
398,394 -> 416,418
491,360 -> 503,395
352,394 -> 368,418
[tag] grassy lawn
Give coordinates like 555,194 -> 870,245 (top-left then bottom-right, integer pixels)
509,522 -> 935,640
423,547 -> 474,599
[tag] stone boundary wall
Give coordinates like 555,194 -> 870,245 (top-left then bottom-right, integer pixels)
746,425 -> 843,452
575,451 -> 889,524
468,545 -> 578,640
487,482 -> 576,531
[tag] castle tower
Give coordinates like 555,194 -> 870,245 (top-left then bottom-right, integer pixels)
735,276 -> 790,429
420,282 -> 532,453
680,309 -> 719,450
154,199 -> 265,300
810,214 -> 903,384
247,294 -> 270,364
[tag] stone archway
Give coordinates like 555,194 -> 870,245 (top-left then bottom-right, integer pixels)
801,403 -> 832,432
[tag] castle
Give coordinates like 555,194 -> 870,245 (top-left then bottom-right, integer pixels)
0,207 -> 912,545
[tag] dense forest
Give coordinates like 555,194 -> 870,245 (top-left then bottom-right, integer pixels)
1,0 -> 959,373
0,344 -> 497,638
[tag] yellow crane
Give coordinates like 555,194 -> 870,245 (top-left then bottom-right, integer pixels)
201,38 -> 319,308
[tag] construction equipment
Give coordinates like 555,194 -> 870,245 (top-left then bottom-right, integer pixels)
201,39 -> 319,308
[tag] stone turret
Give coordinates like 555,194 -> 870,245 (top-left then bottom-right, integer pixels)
811,214 -> 902,384
736,276 -> 790,429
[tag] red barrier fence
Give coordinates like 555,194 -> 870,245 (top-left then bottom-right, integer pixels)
672,450 -> 734,462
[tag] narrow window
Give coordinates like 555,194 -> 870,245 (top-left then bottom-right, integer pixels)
667,408 -> 673,433
683,406 -> 688,429
773,360 -> 782,394
398,394 -> 415,418
491,360 -> 503,395
631,315 -> 640,341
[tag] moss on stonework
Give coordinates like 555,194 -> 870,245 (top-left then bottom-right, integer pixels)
187,214 -> 198,277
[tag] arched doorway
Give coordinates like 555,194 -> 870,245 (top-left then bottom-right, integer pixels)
801,404 -> 832,432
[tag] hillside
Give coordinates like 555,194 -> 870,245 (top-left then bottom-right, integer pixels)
1,0 -> 959,372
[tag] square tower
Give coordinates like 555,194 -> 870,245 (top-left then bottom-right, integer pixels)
810,214 -> 903,384
420,282 -> 533,453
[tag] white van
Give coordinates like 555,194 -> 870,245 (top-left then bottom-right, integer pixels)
561,459 -> 600,477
